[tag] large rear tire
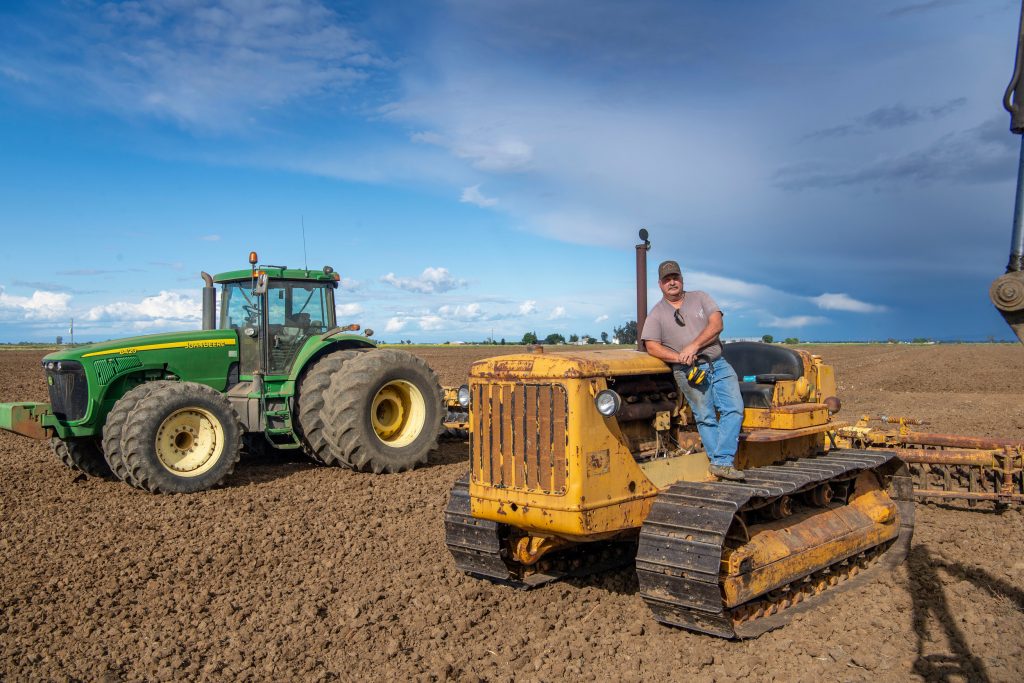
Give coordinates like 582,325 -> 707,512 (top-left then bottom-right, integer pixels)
120,382 -> 242,493
296,349 -> 366,465
50,437 -> 111,478
102,381 -> 174,485
321,349 -> 442,473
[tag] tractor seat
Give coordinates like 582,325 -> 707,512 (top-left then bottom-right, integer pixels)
721,342 -> 804,409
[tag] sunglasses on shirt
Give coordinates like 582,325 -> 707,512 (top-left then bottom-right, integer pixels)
674,309 -> 685,327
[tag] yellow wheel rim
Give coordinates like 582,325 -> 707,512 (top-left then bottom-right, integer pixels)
370,380 -> 426,447
155,407 -> 225,477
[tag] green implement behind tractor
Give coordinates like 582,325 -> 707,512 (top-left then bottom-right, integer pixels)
0,252 -> 444,493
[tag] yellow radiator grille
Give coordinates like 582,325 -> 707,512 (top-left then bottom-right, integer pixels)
470,382 -> 568,494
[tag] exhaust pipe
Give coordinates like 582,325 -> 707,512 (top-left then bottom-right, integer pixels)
636,229 -> 651,351
201,271 -> 216,330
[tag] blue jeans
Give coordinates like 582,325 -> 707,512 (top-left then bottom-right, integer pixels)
673,357 -> 744,467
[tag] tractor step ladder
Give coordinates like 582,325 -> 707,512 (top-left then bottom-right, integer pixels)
262,391 -> 303,449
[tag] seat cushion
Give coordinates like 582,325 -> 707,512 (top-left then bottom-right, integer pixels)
722,342 -> 803,382
738,383 -> 774,409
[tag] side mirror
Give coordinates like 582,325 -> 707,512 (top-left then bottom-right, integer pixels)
253,272 -> 269,295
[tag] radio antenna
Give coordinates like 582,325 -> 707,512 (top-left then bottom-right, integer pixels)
301,214 -> 309,270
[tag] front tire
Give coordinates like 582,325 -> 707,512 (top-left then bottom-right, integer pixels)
102,381 -> 174,485
321,349 -> 443,473
50,437 -> 111,478
120,382 -> 242,493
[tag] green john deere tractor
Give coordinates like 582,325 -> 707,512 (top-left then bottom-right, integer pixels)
0,252 -> 444,493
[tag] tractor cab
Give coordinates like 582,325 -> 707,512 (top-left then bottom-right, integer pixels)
205,253 -> 344,377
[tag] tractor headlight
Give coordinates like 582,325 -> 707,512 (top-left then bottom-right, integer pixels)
457,384 -> 471,408
594,389 -> 621,417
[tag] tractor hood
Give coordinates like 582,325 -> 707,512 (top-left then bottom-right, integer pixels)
469,349 -> 669,381
43,329 -> 237,362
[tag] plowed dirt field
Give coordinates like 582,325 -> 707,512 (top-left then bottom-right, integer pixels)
2,345 -> 1022,682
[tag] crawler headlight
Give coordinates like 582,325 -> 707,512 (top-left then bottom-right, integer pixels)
457,384 -> 471,408
594,389 -> 622,417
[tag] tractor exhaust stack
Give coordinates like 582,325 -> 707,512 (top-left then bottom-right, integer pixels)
201,271 -> 216,331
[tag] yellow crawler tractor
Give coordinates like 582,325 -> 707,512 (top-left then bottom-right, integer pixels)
444,232 -> 914,638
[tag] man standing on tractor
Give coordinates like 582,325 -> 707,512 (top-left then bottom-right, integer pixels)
641,260 -> 746,481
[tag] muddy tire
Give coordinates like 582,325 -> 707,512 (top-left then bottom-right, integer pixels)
320,349 -> 443,473
120,382 -> 242,493
102,381 -> 174,485
296,349 -> 366,465
50,437 -> 111,478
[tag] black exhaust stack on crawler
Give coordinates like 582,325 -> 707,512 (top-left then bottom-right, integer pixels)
635,228 -> 650,352
995,1 -> 1024,343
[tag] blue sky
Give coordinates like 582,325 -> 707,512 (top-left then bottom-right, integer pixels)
0,0 -> 1020,343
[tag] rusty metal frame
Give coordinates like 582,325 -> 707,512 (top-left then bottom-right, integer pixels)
835,416 -> 1024,507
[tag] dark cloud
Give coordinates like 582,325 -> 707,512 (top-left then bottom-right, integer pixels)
57,268 -> 144,276
861,104 -> 922,130
804,98 -> 967,140
887,0 -> 966,18
12,280 -> 71,292
929,98 -> 968,117
777,116 -> 1015,190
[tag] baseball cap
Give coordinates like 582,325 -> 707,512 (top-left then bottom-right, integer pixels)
658,260 -> 681,280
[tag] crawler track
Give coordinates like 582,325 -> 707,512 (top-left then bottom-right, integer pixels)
635,449 -> 915,638
444,477 -> 635,587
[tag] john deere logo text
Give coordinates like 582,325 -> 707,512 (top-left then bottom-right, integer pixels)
82,337 -> 236,358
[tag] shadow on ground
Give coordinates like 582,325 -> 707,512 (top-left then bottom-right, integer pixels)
909,544 -> 1024,682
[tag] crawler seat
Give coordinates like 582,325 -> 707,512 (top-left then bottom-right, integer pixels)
721,342 -> 804,409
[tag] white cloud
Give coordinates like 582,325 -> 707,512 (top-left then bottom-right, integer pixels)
337,277 -> 361,291
763,315 -> 828,328
0,287 -> 71,321
680,271 -> 889,329
200,234 -> 221,242
384,317 -> 407,332
381,267 -> 466,294
411,130 -> 533,172
419,315 -> 446,331
518,300 -> 537,315
337,303 -> 363,317
9,1 -> 380,130
594,314 -> 609,323
436,303 -> 486,321
0,65 -> 30,83
809,293 -> 887,313
548,306 -> 567,320
459,184 -> 499,208
84,291 -> 200,327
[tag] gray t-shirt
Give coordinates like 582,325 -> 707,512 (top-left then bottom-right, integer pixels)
641,291 -> 723,361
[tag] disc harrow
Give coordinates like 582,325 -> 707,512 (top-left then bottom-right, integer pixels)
837,416 -> 1024,506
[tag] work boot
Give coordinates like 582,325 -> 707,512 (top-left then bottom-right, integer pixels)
709,465 -> 746,482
